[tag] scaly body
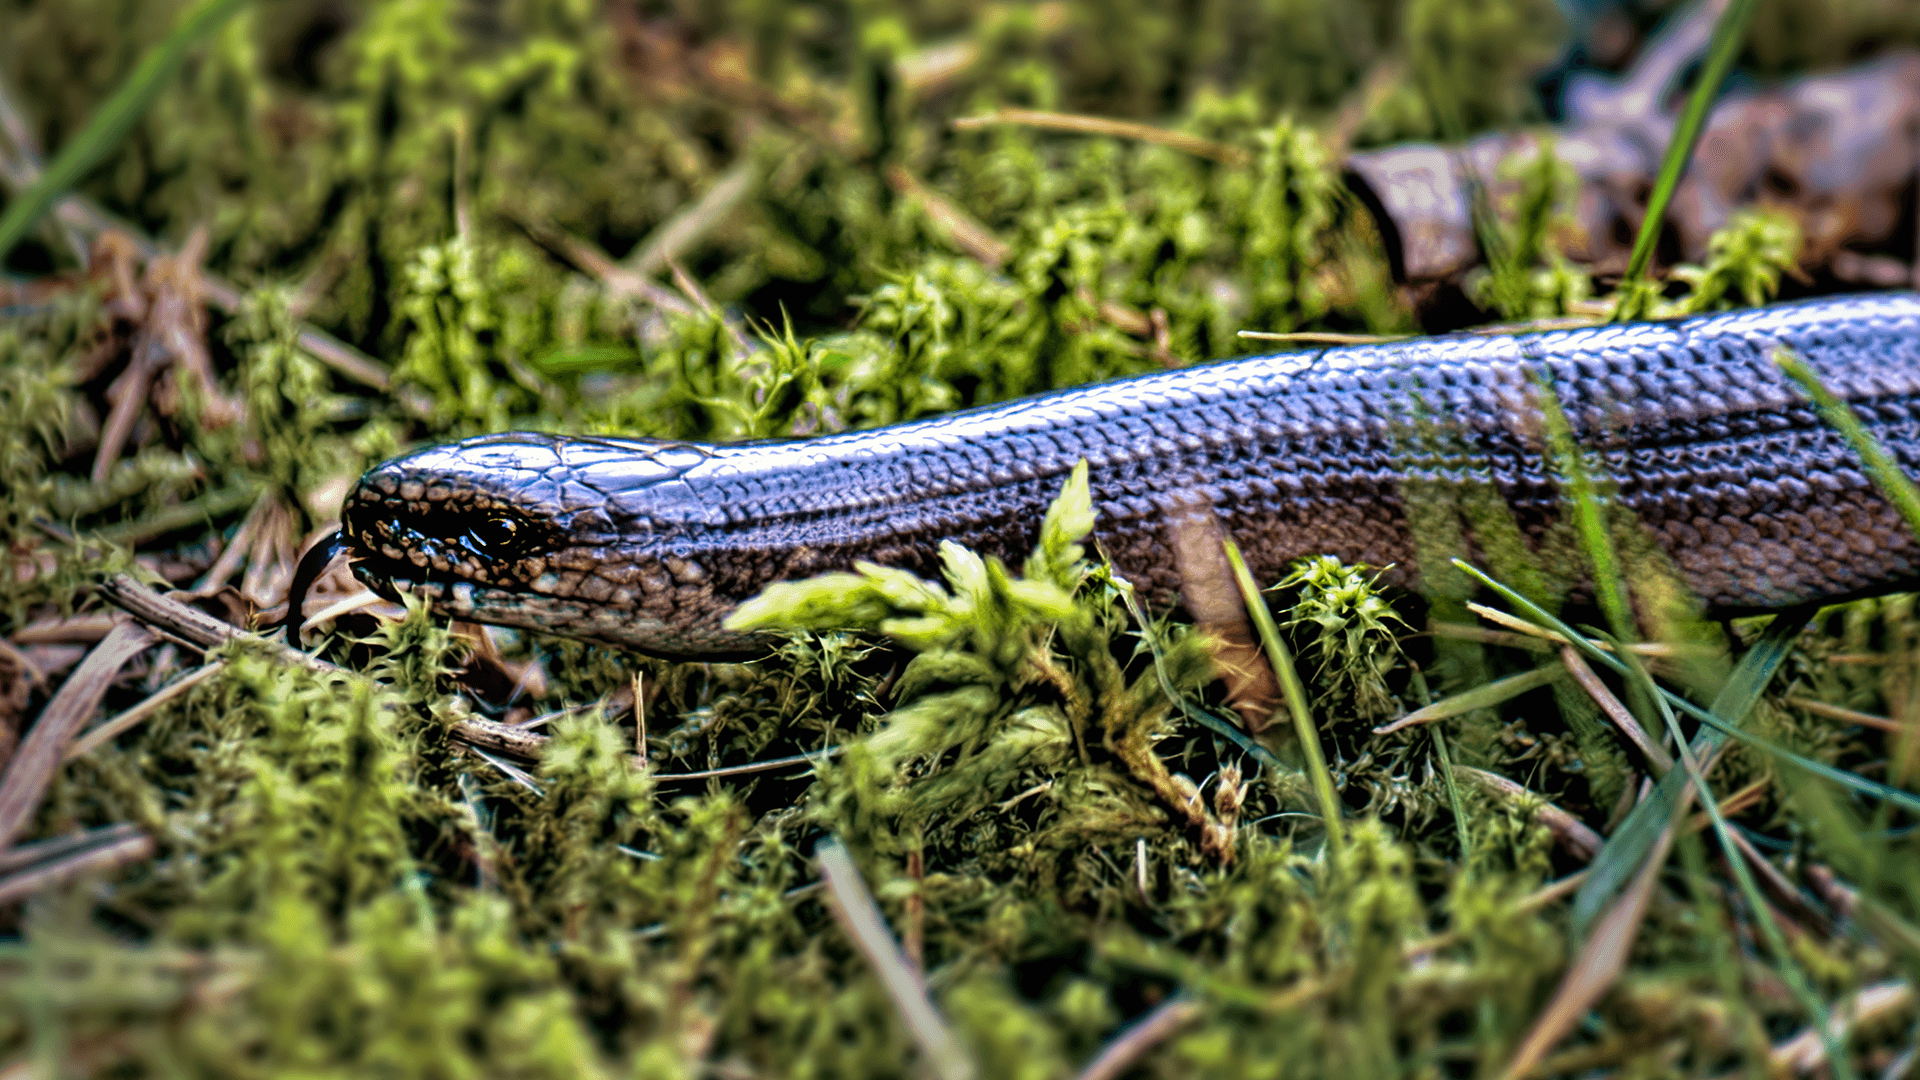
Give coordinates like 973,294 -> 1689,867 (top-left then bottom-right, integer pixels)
329,293 -> 1920,657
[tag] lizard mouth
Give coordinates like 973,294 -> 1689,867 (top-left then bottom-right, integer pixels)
283,525 -> 520,646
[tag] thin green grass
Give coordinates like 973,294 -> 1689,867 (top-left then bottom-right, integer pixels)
1105,569 -> 1292,778
1450,559 -> 1824,936
0,0 -> 251,265
1407,664 -> 1473,861
8,1 -> 1920,1074
1683,707 -> 1920,813
1376,665 -> 1559,731
1778,348 -> 1920,538
1611,632 -> 1850,1079
1611,0 -> 1763,320
1533,378 -> 1634,654
1224,539 -> 1346,858
1429,724 -> 1471,861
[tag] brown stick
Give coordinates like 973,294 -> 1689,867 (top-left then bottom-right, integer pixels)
1455,765 -> 1604,861
1786,695 -> 1906,733
1771,980 -> 1913,1074
90,574 -> 753,781
0,622 -> 157,849
98,574 -> 320,668
96,574 -> 548,763
94,574 -> 842,781
952,109 -> 1248,166
0,823 -> 153,904
1560,646 -> 1675,773
504,212 -> 695,316
1075,997 -> 1203,1080
623,160 -> 757,277
1723,825 -> 1833,938
65,661 -> 225,761
884,165 -> 1010,268
0,821 -> 142,873
817,840 -> 977,1080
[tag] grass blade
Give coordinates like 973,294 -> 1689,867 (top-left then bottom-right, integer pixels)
1777,348 -> 1920,540
1484,583 -> 1855,1072
1405,663 -> 1473,861
1432,725 -> 1472,861
1533,377 -> 1633,654
1450,560 -> 1807,750
1617,635 -> 1851,1079
1223,539 -> 1345,857
1450,558 -> 1818,936
1500,810 -> 1674,1079
1533,370 -> 1675,773
1611,0 -> 1762,319
0,0 -> 251,264
1682,709 -> 1920,816
1574,607 -> 1809,935
1471,558 -> 1907,926
1105,571 -> 1292,779
1372,665 -> 1560,734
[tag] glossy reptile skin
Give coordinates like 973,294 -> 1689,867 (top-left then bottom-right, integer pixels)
334,293 -> 1920,657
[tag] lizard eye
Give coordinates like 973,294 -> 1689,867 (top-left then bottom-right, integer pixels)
461,513 -> 527,559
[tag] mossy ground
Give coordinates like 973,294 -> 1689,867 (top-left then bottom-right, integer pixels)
5,1 -> 1920,1076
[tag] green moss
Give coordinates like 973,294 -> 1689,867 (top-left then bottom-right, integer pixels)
1407,0 -> 1564,135
0,296 -> 101,620
1278,556 -> 1408,720
5,0 -> 1920,1074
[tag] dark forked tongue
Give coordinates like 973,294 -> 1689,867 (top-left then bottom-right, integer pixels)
283,529 -> 347,647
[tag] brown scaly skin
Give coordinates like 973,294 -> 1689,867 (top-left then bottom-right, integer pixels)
329,293 -> 1920,659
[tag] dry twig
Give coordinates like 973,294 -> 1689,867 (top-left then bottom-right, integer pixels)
1787,696 -> 1905,733
952,108 -> 1248,166
625,160 -> 757,276
1455,765 -> 1603,861
884,165 -> 1009,267
65,660 -> 224,762
93,574 -> 831,781
1771,980 -> 1912,1074
1075,996 -> 1202,1080
816,839 -> 977,1080
1560,645 -> 1674,773
0,822 -> 153,905
0,621 -> 157,850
